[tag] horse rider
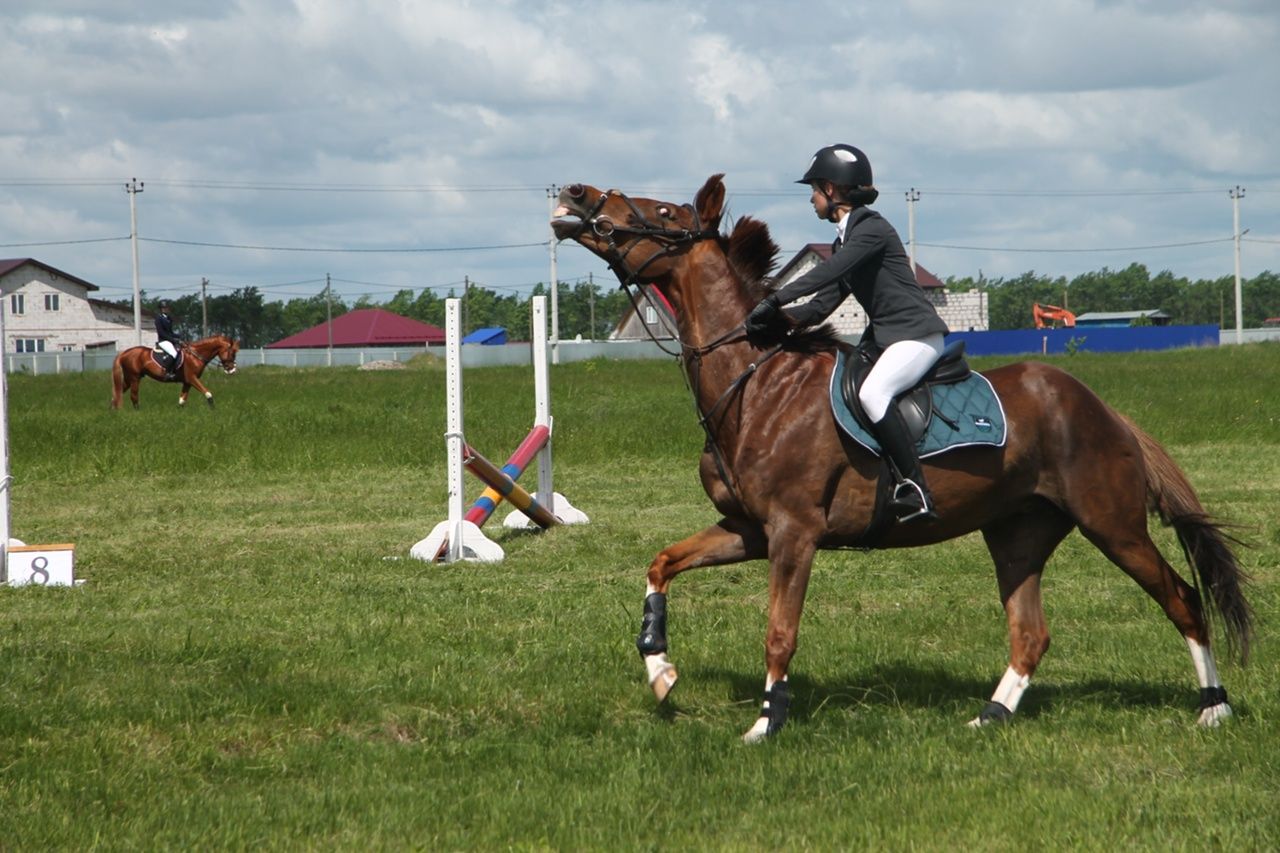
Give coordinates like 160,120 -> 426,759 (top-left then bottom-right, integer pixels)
154,300 -> 184,379
745,143 -> 950,522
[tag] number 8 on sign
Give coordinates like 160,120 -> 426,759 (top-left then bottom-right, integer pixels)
5,544 -> 76,587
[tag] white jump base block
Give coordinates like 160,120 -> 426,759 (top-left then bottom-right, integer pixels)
410,521 -> 505,563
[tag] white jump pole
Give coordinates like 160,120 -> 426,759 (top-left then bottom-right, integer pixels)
502,295 -> 587,530
421,298 -> 503,562
443,299 -> 465,562
534,295 -> 555,517
0,300 -> 11,582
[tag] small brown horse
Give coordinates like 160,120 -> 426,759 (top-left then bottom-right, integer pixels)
110,334 -> 239,410
552,175 -> 1252,742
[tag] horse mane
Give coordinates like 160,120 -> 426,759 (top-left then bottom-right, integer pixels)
722,216 -> 843,352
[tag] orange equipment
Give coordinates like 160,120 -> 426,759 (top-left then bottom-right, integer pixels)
1033,303 -> 1076,329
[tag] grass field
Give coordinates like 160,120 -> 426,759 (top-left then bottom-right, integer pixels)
1,344 -> 1278,849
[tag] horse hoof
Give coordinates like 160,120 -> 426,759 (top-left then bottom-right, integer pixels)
644,653 -> 678,702
967,701 -> 1013,728
742,716 -> 771,744
1197,702 -> 1233,727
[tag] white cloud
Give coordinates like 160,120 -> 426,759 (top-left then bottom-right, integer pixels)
0,0 -> 1276,297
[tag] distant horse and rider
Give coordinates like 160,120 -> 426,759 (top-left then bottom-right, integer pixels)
550,172 -> 1251,742
110,334 -> 239,410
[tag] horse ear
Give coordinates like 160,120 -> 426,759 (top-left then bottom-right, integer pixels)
694,173 -> 726,229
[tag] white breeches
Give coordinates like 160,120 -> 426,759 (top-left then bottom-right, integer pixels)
858,333 -> 946,423
158,341 -> 178,359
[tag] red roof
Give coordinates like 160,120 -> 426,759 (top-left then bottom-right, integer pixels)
267,308 -> 445,348
775,244 -> 945,289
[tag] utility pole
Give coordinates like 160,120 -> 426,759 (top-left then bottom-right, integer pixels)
1230,185 -> 1245,345
462,275 -> 470,335
905,187 -> 920,276
588,271 -> 596,340
325,273 -> 334,367
547,186 -> 561,364
125,178 -> 144,345
200,277 -> 209,338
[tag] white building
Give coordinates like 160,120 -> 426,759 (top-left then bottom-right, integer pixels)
775,244 -> 988,335
0,258 -> 143,354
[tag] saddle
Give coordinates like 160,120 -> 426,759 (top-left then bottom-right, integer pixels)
830,340 -> 1007,460
151,347 -> 184,377
841,340 -> 972,442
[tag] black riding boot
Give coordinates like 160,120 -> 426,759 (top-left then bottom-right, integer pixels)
873,406 -> 938,523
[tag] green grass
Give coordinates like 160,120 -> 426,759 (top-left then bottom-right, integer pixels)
1,345 -> 1278,849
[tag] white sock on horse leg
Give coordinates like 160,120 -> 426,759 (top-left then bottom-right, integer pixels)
1185,637 -> 1222,689
992,666 -> 1031,713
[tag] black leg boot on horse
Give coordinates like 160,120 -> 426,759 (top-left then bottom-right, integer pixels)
874,406 -> 938,523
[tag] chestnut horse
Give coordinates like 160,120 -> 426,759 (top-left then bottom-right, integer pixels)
552,175 -> 1251,742
110,334 -> 239,410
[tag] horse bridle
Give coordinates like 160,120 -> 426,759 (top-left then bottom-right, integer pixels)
183,340 -> 237,372
562,184 -> 720,291
562,184 -> 784,505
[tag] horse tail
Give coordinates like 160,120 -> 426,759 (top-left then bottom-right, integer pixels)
110,354 -> 125,409
1119,412 -> 1253,664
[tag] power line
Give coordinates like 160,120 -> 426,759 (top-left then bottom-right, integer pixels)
915,237 -> 1234,253
917,188 -> 1227,198
146,180 -> 551,194
139,236 -> 547,253
7,177 -> 1278,197
0,236 -> 128,248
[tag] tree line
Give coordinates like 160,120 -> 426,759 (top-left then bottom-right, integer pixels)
129,265 -> 1277,349
948,264 -> 1279,332
133,280 -> 636,349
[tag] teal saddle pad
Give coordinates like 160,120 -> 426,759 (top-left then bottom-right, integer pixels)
829,348 -> 1008,459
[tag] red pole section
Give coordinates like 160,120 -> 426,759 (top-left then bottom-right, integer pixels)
462,444 -> 560,529
463,425 -> 550,526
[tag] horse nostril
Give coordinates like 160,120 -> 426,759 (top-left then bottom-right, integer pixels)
566,184 -> 585,199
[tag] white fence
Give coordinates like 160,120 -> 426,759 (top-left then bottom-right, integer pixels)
3,339 -> 675,374
4,328 -> 1278,375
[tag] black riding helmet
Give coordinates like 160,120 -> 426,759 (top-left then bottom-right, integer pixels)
797,144 -> 879,214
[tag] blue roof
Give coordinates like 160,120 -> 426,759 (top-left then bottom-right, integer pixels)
461,327 -> 507,345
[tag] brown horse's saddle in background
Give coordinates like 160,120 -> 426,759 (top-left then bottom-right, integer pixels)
831,340 -> 1007,459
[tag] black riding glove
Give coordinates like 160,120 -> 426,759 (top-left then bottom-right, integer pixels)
746,294 -> 785,346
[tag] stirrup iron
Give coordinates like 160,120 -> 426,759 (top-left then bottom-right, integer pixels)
890,478 -> 936,522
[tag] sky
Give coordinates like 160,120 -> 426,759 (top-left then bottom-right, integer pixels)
2,0 -> 1278,308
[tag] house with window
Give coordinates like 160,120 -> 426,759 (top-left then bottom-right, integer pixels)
608,287 -> 678,341
770,244 -> 989,335
0,258 -> 142,354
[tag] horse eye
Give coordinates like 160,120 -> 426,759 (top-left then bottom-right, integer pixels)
657,206 -> 673,218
